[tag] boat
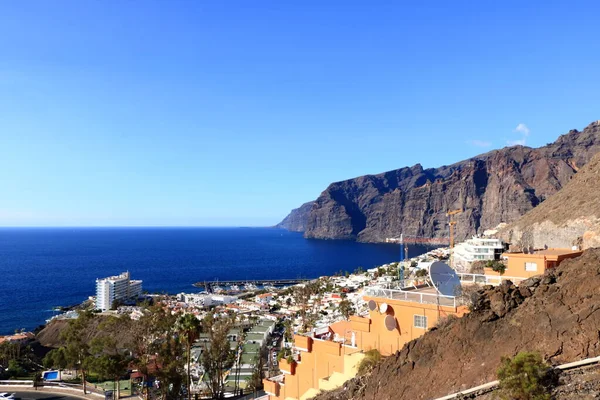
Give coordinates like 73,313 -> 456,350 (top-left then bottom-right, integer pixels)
230,285 -> 240,292
212,285 -> 224,293
244,283 -> 257,291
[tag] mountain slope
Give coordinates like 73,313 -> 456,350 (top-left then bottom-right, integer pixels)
501,149 -> 600,250
314,249 -> 600,400
278,121 -> 600,242
275,201 -> 314,232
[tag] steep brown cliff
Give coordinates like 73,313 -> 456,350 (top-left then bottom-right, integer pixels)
501,149 -> 600,250
275,201 -> 314,232
314,248 -> 600,400
278,121 -> 600,242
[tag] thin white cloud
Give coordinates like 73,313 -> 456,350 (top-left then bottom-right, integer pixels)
514,123 -> 530,136
507,123 -> 530,146
467,139 -> 492,148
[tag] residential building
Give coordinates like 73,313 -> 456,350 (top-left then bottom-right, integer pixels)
256,293 -> 274,304
263,274 -> 469,400
486,248 -> 583,279
453,236 -> 505,271
95,271 -> 143,311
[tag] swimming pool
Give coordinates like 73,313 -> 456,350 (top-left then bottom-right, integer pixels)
43,371 -> 59,380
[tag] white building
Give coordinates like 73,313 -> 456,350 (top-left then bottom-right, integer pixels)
95,271 -> 143,311
453,237 -> 505,270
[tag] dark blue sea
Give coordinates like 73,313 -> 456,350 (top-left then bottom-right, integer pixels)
0,227 -> 431,335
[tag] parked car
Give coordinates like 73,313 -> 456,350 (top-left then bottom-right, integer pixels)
0,393 -> 17,400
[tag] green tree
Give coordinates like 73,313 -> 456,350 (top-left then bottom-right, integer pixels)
43,347 -> 68,380
89,333 -> 132,399
177,313 -> 202,400
497,351 -> 555,400
133,301 -> 184,400
486,260 -> 506,275
338,299 -> 355,320
201,311 -> 235,399
61,310 -> 96,394
7,359 -> 25,378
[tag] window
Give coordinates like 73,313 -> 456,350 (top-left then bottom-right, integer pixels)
414,315 -> 428,329
525,262 -> 537,272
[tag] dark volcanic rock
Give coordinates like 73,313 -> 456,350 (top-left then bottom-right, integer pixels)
284,121 -> 600,242
314,248 -> 600,400
275,201 -> 314,232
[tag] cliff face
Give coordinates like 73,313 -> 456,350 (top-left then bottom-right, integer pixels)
315,249 -> 600,400
279,121 -> 600,242
501,144 -> 600,250
275,201 -> 314,232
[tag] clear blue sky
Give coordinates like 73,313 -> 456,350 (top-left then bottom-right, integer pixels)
1,1 -> 599,227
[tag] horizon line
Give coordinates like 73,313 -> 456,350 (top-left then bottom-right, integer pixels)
0,225 -> 278,229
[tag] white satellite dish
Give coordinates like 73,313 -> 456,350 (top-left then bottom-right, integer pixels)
429,261 -> 462,297
379,303 -> 388,314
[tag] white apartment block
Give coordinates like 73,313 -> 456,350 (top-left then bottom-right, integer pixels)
453,237 -> 505,271
95,271 -> 143,311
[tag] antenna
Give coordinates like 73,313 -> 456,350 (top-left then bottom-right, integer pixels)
399,234 -> 404,282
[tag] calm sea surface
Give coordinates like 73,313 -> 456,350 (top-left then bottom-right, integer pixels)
0,227 -> 432,334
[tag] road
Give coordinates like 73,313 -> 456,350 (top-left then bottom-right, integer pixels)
8,392 -> 86,400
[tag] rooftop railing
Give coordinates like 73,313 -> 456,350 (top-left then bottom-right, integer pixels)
363,286 -> 458,307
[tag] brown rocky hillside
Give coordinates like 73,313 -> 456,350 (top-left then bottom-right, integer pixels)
501,150 -> 600,250
314,249 -> 600,400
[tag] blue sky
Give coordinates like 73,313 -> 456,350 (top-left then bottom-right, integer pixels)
1,1 -> 599,226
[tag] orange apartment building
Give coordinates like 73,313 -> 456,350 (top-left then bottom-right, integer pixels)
263,285 -> 469,400
485,248 -> 583,279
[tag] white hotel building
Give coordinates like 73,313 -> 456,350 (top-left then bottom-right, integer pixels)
95,271 -> 143,311
453,236 -> 505,271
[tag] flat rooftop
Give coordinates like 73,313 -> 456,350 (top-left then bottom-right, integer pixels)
504,248 -> 582,257
364,284 -> 458,307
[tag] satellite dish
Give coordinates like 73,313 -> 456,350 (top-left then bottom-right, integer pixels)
384,315 -> 396,331
368,300 -> 377,311
379,303 -> 388,314
429,261 -> 462,297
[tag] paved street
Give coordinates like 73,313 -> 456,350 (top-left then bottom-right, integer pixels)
8,392 -> 86,400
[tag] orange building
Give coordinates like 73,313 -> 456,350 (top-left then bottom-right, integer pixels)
263,285 -> 468,400
485,248 -> 583,279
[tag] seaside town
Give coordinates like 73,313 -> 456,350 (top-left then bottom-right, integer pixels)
0,227 -> 585,400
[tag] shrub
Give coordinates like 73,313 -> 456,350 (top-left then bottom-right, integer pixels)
486,260 -> 506,275
357,349 -> 381,375
497,351 -> 555,400
415,269 -> 428,278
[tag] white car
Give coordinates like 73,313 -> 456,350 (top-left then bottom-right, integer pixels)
0,393 -> 16,400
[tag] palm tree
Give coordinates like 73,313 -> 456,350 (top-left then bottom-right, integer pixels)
178,313 -> 201,400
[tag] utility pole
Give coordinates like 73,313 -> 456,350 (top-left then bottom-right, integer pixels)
446,209 -> 462,267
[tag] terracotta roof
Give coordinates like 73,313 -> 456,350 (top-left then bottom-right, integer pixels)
329,320 -> 352,337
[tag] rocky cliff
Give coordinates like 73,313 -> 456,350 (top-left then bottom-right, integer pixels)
500,149 -> 600,250
314,248 -> 600,400
275,201 -> 314,232
279,121 -> 600,242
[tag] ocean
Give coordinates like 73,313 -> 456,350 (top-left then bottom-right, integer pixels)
0,227 -> 432,335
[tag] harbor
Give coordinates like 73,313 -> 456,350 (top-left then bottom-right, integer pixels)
193,278 -> 312,293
